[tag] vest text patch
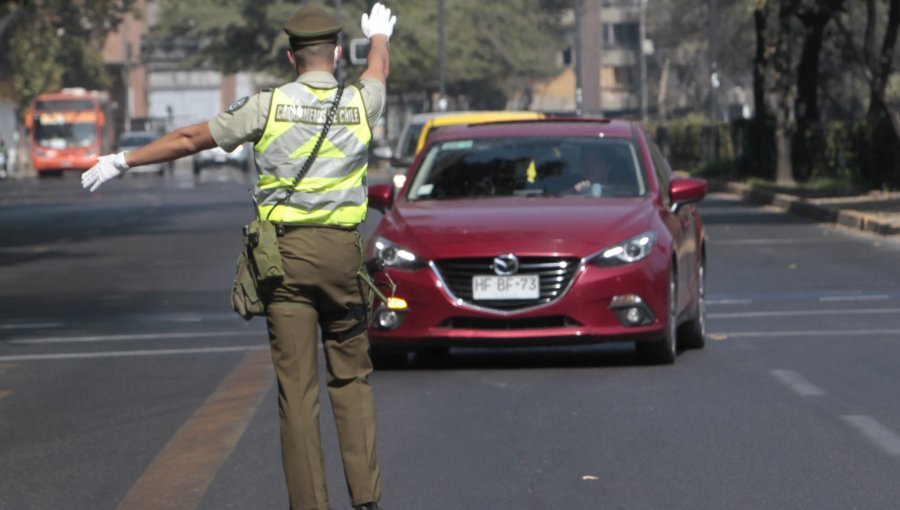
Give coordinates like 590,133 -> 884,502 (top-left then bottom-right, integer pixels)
274,105 -> 362,125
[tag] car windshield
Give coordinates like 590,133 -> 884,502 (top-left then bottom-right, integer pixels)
406,136 -> 647,201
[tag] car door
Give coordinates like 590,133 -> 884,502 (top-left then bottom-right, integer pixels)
649,142 -> 697,312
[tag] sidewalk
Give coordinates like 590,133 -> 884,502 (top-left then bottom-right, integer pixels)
713,181 -> 900,236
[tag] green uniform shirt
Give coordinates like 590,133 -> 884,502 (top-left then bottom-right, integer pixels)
209,72 -> 386,152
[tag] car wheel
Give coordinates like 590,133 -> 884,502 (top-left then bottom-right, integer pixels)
370,345 -> 408,370
637,266 -> 677,365
678,256 -> 706,350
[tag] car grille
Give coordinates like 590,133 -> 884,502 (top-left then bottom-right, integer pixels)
432,256 -> 581,311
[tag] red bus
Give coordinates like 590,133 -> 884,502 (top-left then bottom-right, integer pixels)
25,88 -> 115,176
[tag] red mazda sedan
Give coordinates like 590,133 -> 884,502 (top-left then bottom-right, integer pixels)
366,118 -> 707,365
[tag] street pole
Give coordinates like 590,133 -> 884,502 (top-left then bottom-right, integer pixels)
438,0 -> 447,110
708,0 -> 719,121
574,0 -> 583,116
639,0 -> 648,122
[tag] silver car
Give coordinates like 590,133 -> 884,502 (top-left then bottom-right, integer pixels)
118,131 -> 165,175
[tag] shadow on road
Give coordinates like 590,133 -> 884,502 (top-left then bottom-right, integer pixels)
377,343 -> 698,371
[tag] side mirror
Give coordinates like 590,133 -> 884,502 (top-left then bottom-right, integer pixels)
372,145 -> 392,160
669,177 -> 707,213
368,183 -> 395,212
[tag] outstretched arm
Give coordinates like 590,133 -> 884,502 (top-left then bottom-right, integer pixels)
360,35 -> 390,85
358,3 -> 396,86
124,122 -> 216,167
82,122 -> 216,192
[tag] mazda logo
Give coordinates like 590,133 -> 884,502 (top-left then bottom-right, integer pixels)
493,254 -> 519,276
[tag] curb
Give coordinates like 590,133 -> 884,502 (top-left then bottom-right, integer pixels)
716,181 -> 900,236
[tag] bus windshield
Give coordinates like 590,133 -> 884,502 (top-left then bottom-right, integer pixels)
34,122 -> 97,149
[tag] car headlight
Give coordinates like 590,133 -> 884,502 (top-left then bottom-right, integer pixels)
373,237 -> 425,270
587,231 -> 657,267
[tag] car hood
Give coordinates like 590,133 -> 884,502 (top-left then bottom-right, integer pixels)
377,197 -> 654,259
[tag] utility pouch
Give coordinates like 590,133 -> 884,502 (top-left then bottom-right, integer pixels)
244,220 -> 284,284
231,249 -> 266,320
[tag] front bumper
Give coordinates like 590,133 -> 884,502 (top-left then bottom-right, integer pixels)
368,257 -> 669,348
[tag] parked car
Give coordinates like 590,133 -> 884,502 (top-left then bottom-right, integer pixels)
365,117 -> 707,366
117,131 -> 164,175
192,143 -> 253,174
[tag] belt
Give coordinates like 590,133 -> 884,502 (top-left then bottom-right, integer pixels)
274,223 -> 357,236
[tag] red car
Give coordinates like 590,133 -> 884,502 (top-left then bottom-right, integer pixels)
366,118 -> 707,365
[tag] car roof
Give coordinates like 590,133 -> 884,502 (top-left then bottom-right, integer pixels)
415,111 -> 546,154
428,118 -> 639,143
406,110 -> 472,123
426,111 -> 544,128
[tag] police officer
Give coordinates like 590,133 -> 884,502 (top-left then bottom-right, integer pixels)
81,4 -> 396,510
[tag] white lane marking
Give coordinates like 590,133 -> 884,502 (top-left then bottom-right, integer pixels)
0,345 -> 268,362
0,322 -> 64,330
710,308 -> 900,319
708,299 -> 754,305
842,416 -> 900,456
722,329 -> 900,338
8,331 -> 256,345
820,295 -> 890,302
770,369 -> 826,397
716,238 -> 845,246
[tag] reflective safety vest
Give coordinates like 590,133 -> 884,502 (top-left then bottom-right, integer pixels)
253,82 -> 372,226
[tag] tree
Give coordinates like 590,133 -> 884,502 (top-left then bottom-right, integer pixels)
0,0 -> 138,118
148,0 -> 567,109
826,0 -> 900,140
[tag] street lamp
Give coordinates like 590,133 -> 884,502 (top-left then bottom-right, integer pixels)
438,0 -> 447,110
574,0 -> 583,116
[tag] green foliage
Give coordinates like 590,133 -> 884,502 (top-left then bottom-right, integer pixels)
690,158 -> 737,180
0,0 -> 138,117
148,0 -> 566,106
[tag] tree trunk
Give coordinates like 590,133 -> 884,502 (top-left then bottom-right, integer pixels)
867,0 -> 900,133
752,5 -> 771,178
771,0 -> 798,185
796,13 -> 830,126
657,57 -> 670,121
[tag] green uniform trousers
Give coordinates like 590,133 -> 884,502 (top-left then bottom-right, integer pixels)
265,226 -> 381,510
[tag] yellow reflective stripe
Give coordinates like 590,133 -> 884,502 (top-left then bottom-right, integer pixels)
257,202 -> 368,226
307,87 -> 338,102
345,91 -> 372,146
255,89 -> 293,153
290,136 -> 346,159
256,165 -> 366,193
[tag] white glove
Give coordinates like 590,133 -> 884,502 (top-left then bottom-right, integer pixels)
361,3 -> 397,40
81,152 -> 129,192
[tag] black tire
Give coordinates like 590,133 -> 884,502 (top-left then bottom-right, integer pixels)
370,345 -> 408,370
678,256 -> 706,350
637,266 -> 678,365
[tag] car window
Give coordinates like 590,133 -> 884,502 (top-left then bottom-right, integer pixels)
406,137 -> 647,201
395,122 -> 424,162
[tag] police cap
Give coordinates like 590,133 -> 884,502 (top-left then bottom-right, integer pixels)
283,4 -> 342,46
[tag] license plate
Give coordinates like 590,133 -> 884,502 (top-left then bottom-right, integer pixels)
472,274 -> 539,300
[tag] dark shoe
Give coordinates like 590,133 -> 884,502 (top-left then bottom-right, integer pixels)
353,504 -> 381,510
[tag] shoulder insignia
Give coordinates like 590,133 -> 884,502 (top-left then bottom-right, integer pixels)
227,96 -> 249,113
